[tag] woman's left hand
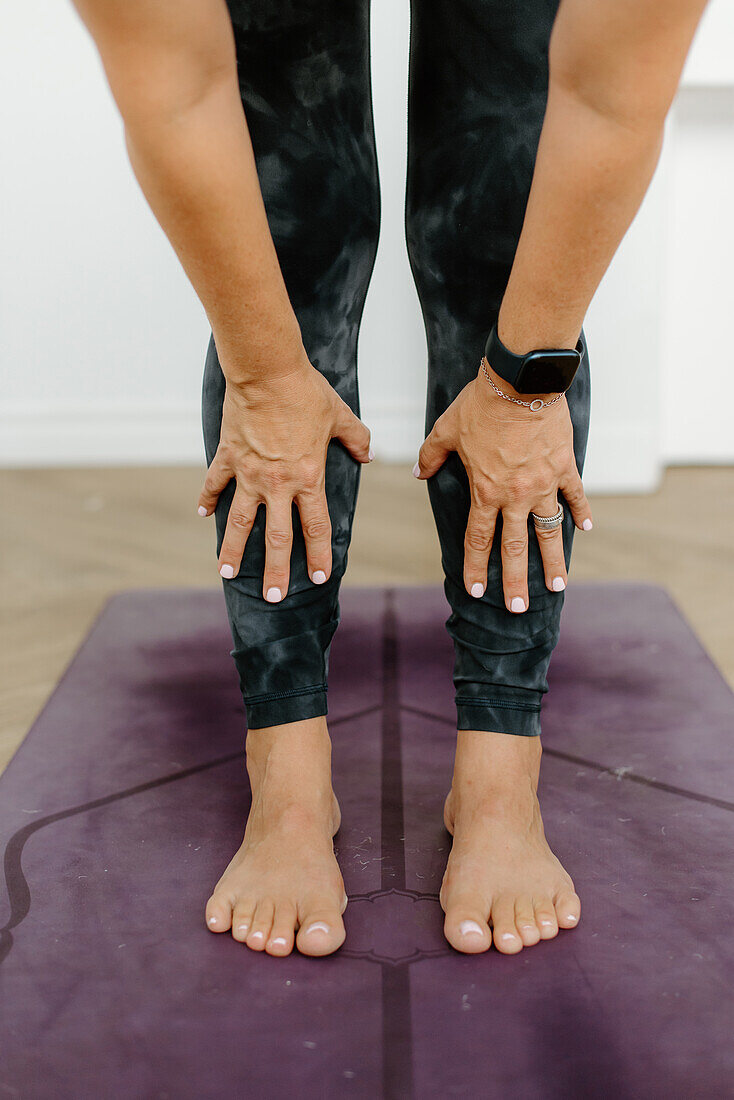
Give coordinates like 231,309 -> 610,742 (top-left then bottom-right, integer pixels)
414,361 -> 593,613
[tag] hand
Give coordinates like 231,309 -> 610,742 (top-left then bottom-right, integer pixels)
414,363 -> 593,612
198,358 -> 373,601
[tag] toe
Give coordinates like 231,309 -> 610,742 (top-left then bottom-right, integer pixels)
231,900 -> 256,943
444,899 -> 491,954
534,898 -> 559,940
514,896 -> 541,947
205,893 -> 233,934
555,890 -> 581,930
246,901 -> 275,952
490,897 -> 523,955
296,905 -> 345,957
266,902 -> 297,956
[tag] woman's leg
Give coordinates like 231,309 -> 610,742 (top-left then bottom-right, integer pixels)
203,0 -> 379,955
405,0 -> 591,952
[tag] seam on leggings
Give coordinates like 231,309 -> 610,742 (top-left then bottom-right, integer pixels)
456,697 -> 541,712
244,684 -> 327,705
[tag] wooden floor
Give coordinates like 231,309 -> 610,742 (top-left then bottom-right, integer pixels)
1,464 -> 732,773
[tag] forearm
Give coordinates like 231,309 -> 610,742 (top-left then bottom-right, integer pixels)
497,0 -> 709,357
72,0 -> 303,385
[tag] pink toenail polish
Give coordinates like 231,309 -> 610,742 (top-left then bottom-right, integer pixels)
197,506 -> 208,517
566,914 -> 578,922
459,920 -> 484,938
511,596 -> 526,613
501,933 -> 518,942
265,587 -> 282,602
305,922 -> 330,936
207,916 -> 217,926
271,937 -> 287,947
471,583 -> 484,598
312,570 -> 327,585
220,564 -> 234,579
250,931 -> 264,941
552,576 -> 566,591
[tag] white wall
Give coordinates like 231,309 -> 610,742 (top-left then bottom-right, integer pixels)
1,0 -> 733,488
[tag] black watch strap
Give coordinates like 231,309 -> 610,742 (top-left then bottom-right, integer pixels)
484,323 -> 584,392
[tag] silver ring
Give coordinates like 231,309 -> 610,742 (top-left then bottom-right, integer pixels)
530,502 -> 564,529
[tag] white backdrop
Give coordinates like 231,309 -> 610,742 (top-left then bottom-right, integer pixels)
1,0 -> 733,489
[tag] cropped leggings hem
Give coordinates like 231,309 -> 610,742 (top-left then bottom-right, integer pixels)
243,684 -> 328,730
456,697 -> 542,737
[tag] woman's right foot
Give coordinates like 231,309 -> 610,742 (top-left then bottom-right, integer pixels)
205,716 -> 347,957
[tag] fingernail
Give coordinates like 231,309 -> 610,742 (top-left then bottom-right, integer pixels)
511,596 -> 526,613
265,587 -> 282,603
412,462 -> 421,478
305,922 -> 330,936
219,564 -> 234,579
197,506 -> 208,517
312,570 -> 327,585
582,518 -> 593,531
470,582 -> 485,598
552,576 -> 566,592
368,448 -> 375,462
459,920 -> 485,938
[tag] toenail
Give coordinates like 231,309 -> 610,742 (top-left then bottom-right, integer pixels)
305,922 -> 330,936
237,923 -> 249,934
250,931 -> 264,941
501,933 -> 518,942
271,937 -> 287,947
207,916 -> 217,926
459,920 -> 485,938
566,914 -> 578,922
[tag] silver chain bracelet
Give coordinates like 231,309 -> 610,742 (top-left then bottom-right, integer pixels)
480,356 -> 564,412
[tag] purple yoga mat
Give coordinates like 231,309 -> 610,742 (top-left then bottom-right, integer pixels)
1,583 -> 732,1098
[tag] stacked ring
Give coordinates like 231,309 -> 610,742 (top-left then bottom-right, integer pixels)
530,502 -> 564,529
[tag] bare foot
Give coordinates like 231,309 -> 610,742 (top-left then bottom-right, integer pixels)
440,730 -> 581,955
205,717 -> 347,957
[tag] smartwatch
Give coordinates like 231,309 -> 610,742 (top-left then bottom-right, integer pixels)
484,323 -> 583,395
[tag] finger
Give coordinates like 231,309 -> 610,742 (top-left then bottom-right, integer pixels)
296,488 -> 332,585
332,399 -> 373,463
197,456 -> 232,517
463,496 -> 499,598
559,466 -> 593,531
501,512 -> 530,613
415,413 -> 453,479
532,496 -> 568,593
262,497 -> 294,603
217,487 -> 257,580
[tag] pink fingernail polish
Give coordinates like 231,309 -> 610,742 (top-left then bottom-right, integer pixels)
552,576 -> 566,591
219,564 -> 234,579
197,506 -> 208,517
368,448 -> 375,462
265,587 -> 282,603
412,462 -> 421,478
511,596 -> 526,613
312,570 -> 327,585
582,518 -> 593,531
471,583 -> 484,598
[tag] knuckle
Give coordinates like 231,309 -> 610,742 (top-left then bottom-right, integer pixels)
509,475 -> 533,498
465,527 -> 491,553
263,465 -> 288,491
503,537 -> 527,557
303,517 -> 331,541
265,527 -> 291,549
228,509 -> 252,531
472,482 -> 494,508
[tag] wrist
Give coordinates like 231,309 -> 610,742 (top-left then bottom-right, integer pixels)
478,356 -> 557,405
216,319 -> 310,389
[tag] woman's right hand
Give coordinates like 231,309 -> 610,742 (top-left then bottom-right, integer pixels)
198,357 -> 373,602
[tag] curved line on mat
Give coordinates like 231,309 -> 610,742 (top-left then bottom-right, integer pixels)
401,704 -> 734,813
0,703 -> 381,966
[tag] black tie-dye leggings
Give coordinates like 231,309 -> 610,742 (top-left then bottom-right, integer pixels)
202,0 -> 592,736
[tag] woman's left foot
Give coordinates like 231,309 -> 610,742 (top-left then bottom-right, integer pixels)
440,730 -> 581,954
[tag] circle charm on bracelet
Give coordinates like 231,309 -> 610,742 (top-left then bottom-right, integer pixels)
530,502 -> 564,529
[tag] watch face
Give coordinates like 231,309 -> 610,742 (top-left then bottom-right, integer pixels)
515,349 -> 581,394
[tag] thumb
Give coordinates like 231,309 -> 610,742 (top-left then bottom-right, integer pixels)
333,398 -> 373,463
415,416 -> 452,479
